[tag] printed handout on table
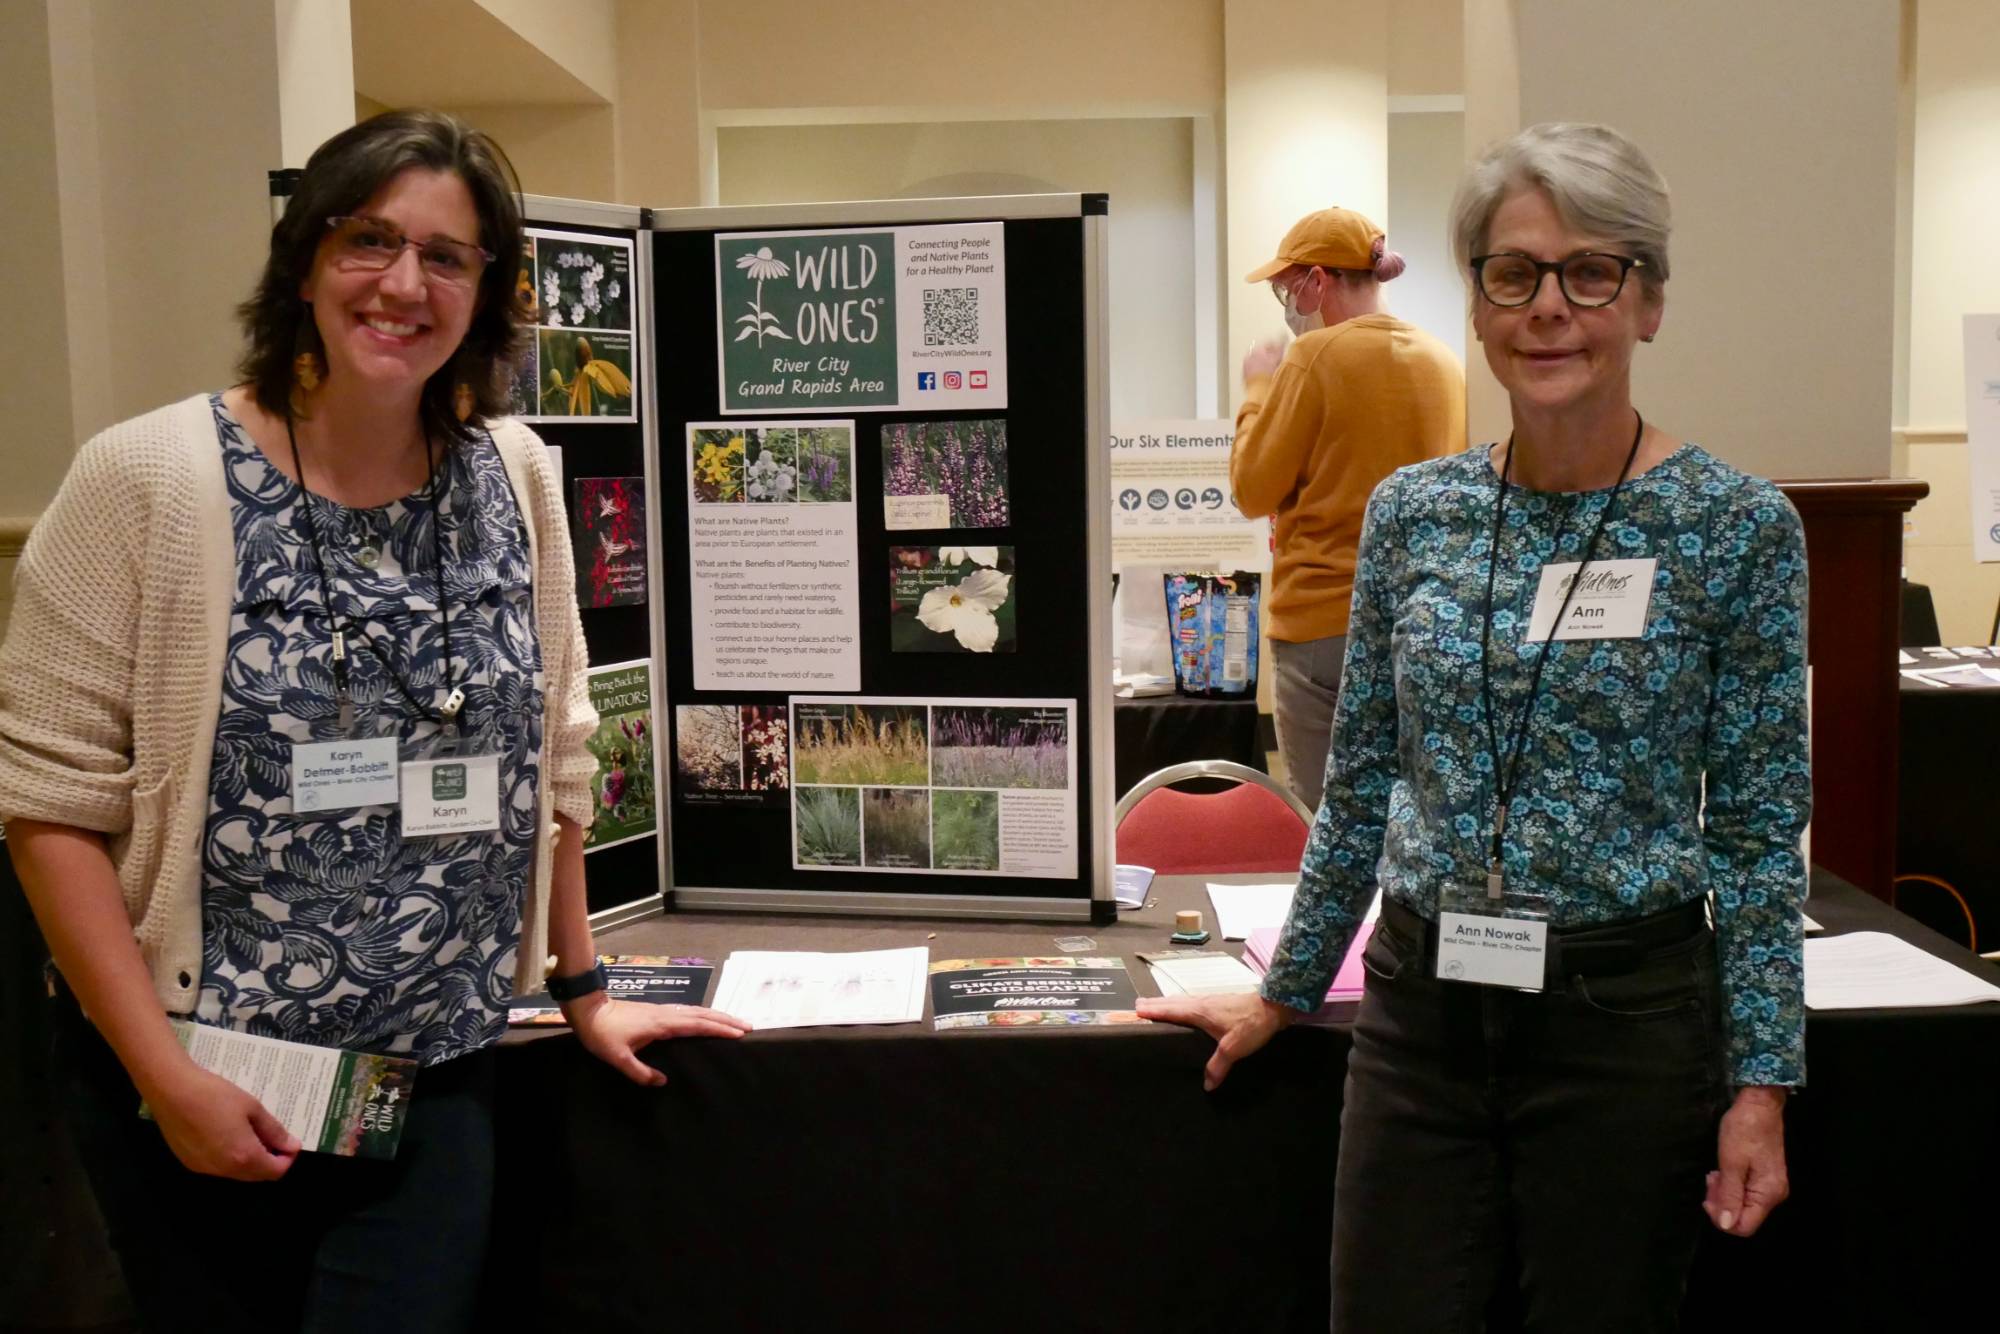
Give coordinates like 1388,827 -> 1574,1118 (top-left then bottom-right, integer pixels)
583,659 -> 656,850
714,222 -> 1007,414
1141,951 -> 1262,998
509,957 -> 715,1025
790,696 -> 1077,879
510,228 -> 636,423
686,420 -> 859,691
710,947 -> 930,1029
1804,931 -> 2000,1010
928,957 -> 1143,1030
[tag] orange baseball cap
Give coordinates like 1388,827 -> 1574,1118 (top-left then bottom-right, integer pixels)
1244,207 -> 1386,282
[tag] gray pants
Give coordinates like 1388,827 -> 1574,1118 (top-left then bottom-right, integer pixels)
1271,634 -> 1346,816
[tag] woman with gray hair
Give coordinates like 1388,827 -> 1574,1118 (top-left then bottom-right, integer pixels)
1143,121 -> 1808,1329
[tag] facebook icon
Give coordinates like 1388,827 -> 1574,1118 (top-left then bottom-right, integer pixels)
917,372 -> 937,390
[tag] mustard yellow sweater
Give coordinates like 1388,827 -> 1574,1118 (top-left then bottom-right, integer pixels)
1232,313 -> 1464,641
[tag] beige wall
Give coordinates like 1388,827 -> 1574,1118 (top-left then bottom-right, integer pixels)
1902,0 -> 2000,643
1224,0 -> 1389,412
276,0 -> 356,167
719,118 -> 1198,421
1502,0 -> 1903,484
1386,111 -> 1468,369
444,103 -> 620,201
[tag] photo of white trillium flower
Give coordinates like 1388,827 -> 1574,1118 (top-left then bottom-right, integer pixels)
888,546 -> 1017,654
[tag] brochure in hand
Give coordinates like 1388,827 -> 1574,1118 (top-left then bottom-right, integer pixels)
928,956 -> 1144,1030
152,1021 -> 416,1160
508,956 -> 715,1025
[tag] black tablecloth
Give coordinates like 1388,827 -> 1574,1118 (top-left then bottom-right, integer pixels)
490,871 -> 2000,1331
1112,693 -> 1262,798
1898,649 -> 2000,944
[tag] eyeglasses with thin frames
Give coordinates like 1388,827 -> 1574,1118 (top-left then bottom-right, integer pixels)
1470,252 -> 1644,308
324,216 -> 494,287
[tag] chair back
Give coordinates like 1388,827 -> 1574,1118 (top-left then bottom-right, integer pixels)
1114,760 -> 1311,875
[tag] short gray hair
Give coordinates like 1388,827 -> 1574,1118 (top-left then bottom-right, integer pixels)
1450,123 -> 1671,294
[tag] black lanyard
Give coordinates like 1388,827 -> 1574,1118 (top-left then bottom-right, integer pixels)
284,413 -> 462,734
1476,410 -> 1644,899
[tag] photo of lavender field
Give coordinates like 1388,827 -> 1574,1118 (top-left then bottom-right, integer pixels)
881,418 -> 1009,529
931,706 -> 1069,790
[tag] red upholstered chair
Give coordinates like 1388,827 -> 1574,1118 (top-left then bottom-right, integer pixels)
1114,760 -> 1313,875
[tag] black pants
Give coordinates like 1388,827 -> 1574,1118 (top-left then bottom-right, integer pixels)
1331,903 -> 1728,1333
47,988 -> 498,1334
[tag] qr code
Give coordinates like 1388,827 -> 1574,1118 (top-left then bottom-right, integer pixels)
923,287 -> 979,346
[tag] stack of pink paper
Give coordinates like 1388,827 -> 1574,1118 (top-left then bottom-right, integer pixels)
1243,922 -> 1375,1006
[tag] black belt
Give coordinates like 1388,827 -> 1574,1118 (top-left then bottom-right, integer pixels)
1381,893 -> 1710,983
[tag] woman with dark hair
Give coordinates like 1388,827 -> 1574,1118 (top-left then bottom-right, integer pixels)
0,110 -> 747,1330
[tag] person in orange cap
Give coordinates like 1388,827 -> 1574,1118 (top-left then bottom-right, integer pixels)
1233,206 -> 1465,813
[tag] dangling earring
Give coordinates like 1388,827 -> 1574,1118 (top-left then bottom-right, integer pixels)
454,381 -> 476,422
1640,334 -> 1656,343
290,350 -> 323,417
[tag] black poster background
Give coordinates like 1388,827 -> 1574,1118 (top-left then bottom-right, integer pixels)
652,214 -> 1098,904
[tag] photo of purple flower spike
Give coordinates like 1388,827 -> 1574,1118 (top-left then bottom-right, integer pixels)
881,418 -> 1009,529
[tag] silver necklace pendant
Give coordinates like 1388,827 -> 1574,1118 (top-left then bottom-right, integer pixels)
356,543 -> 381,569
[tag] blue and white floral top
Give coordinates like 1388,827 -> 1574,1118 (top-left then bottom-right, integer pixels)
195,396 -> 545,1065
1262,444 -> 1811,1087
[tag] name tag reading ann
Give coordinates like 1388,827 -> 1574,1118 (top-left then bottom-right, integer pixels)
1525,558 -> 1657,642
291,738 -> 400,813
399,755 -> 501,836
1435,912 -> 1549,991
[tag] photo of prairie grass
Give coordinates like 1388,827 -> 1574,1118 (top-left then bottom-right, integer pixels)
795,786 -> 861,867
881,418 -> 1009,528
792,703 -> 929,787
797,426 -> 854,503
863,788 -> 932,868
931,789 -> 1000,871
691,427 -> 746,503
932,706 -> 1068,790
674,704 -> 741,791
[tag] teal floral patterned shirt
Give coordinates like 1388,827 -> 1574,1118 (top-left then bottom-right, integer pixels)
1261,444 -> 1811,1087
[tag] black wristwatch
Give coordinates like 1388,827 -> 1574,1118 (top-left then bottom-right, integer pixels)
544,961 -> 609,1003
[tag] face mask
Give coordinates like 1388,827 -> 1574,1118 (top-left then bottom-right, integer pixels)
1282,281 -> 1325,336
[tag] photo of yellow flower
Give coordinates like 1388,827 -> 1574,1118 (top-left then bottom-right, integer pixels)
692,427 -> 747,503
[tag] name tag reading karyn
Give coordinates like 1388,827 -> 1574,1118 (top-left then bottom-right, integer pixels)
291,737 -> 400,813
1524,557 -> 1657,642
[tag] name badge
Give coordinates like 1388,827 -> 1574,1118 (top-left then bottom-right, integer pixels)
291,737 -> 400,813
1525,557 -> 1657,641
1436,912 -> 1549,990
399,755 -> 502,836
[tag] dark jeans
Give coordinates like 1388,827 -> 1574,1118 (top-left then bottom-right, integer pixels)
47,988 -> 498,1334
1331,901 -> 1728,1333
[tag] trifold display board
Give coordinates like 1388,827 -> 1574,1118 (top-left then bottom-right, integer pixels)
646,195 -> 1114,921
513,196 -> 659,924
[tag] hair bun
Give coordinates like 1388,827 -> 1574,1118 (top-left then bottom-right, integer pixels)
1374,248 -> 1407,282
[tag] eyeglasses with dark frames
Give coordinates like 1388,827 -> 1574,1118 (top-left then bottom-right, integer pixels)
324,216 -> 494,287
1470,252 -> 1645,308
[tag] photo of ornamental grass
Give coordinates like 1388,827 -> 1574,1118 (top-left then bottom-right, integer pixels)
792,704 -> 930,787
932,706 -> 1068,790
931,789 -> 1000,870
797,426 -> 854,503
795,786 -> 861,866
863,788 -> 932,868
881,418 -> 1009,528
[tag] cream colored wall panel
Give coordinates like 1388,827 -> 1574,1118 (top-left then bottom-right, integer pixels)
1904,440 -> 1969,551
445,103 -> 618,201
1390,0 -> 1462,97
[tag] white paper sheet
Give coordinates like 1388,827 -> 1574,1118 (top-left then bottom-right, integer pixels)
1803,932 -> 2000,1010
710,947 -> 929,1029
1802,913 -> 1823,933
1146,952 -> 1262,997
1206,882 -> 1297,940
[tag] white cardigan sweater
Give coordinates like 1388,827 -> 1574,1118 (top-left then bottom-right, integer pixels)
0,394 -> 599,1012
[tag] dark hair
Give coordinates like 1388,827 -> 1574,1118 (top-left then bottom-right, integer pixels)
236,109 -> 529,443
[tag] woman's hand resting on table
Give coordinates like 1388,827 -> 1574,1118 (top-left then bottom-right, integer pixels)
1136,993 -> 1299,1090
563,994 -> 753,1087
